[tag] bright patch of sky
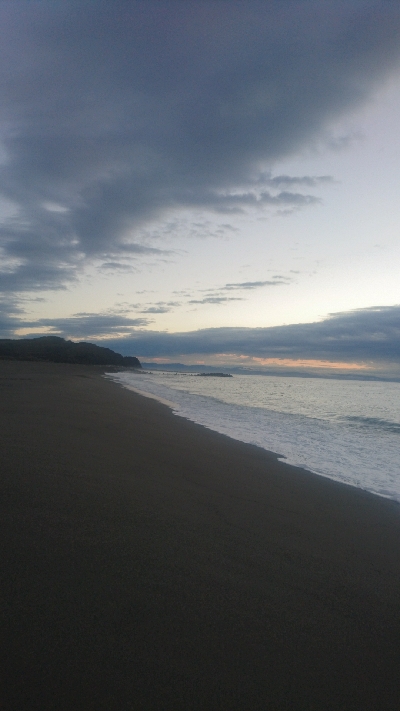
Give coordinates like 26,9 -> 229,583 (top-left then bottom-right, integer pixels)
23,74 -> 400,334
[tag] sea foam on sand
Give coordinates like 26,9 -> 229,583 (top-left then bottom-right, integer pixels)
109,371 -> 400,502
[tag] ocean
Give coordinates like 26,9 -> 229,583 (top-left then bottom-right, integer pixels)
107,370 -> 400,502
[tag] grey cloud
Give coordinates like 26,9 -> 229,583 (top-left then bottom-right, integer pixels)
1,2 -> 400,294
22,313 -> 151,340
266,175 -> 335,188
139,301 -> 180,314
3,303 -> 400,364
119,244 -> 170,256
197,276 -> 292,299
97,306 -> 400,363
222,278 -> 291,290
0,296 -> 26,337
145,218 -> 240,242
99,262 -> 137,272
219,224 -> 240,233
0,262 -> 73,293
174,188 -> 321,213
188,296 -> 245,305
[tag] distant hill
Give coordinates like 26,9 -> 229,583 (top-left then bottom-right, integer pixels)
0,336 -> 141,368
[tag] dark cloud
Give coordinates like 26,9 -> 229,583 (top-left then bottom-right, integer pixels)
1,1 -> 400,294
0,295 -> 27,337
96,306 -> 400,364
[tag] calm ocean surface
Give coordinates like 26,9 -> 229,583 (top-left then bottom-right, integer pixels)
107,371 -> 400,502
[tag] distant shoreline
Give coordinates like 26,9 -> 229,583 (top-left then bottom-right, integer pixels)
141,362 -> 400,383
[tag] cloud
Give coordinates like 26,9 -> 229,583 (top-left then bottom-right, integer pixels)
138,218 -> 240,242
139,301 -> 180,314
19,313 -> 151,340
193,276 -> 293,302
260,174 -> 335,188
221,278 -> 291,290
175,188 -> 321,215
0,295 -> 27,337
1,2 -> 400,294
95,305 -> 400,364
2,303 -> 400,367
188,296 -> 245,305
99,262 -> 137,273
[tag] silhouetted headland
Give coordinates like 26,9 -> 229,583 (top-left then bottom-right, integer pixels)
0,335 -> 141,367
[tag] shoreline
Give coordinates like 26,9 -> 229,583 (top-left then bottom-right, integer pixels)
107,370 -> 400,504
1,360 -> 400,710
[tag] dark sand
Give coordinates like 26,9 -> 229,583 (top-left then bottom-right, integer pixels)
0,361 -> 399,711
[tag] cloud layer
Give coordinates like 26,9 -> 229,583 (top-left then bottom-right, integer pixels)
97,306 -> 400,366
1,1 -> 400,296
6,305 -> 397,368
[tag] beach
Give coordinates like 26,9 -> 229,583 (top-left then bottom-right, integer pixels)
1,361 -> 399,710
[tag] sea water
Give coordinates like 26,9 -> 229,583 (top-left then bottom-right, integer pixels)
107,370 -> 400,502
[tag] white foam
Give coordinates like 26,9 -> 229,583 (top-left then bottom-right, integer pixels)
106,371 -> 400,502
107,378 -> 178,409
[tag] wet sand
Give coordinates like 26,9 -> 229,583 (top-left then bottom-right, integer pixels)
0,360 -> 399,710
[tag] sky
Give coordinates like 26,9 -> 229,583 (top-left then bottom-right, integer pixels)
1,0 -> 400,376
